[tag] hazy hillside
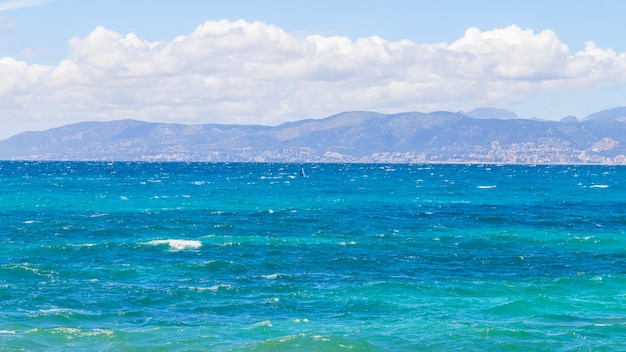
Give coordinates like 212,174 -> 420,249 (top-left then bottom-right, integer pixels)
1,108 -> 625,164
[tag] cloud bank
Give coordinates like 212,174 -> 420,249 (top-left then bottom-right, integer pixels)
1,19 -> 626,135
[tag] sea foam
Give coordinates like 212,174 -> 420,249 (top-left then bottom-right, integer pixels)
146,239 -> 202,251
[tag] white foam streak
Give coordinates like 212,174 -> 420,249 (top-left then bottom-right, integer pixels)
252,320 -> 272,327
50,327 -> 114,337
146,239 -> 202,251
179,284 -> 232,291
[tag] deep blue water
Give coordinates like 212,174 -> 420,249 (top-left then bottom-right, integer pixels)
1,162 -> 626,351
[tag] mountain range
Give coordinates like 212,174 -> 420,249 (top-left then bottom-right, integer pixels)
1,107 -> 626,164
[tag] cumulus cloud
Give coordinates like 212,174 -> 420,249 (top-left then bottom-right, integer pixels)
1,19 -> 626,135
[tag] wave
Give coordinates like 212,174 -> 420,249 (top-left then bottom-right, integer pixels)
252,320 -> 273,327
48,327 -> 114,337
36,307 -> 98,317
145,239 -> 202,251
179,284 -> 232,292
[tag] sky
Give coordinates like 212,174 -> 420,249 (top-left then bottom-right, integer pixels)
1,0 -> 625,139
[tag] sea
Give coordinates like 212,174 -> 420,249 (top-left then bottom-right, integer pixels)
1,161 -> 625,351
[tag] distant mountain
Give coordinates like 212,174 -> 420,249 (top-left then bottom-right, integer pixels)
559,116 -> 579,123
1,108 -> 625,164
465,107 -> 518,120
584,107 -> 626,122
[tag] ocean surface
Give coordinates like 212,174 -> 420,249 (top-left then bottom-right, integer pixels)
1,161 -> 625,351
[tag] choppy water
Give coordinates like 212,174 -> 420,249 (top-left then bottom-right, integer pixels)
1,162 -> 625,351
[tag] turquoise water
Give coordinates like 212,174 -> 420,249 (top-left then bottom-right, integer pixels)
1,162 -> 625,351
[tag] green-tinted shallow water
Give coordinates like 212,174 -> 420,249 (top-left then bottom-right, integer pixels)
1,162 -> 625,351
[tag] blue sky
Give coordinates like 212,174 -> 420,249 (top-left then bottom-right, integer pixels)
1,0 -> 625,138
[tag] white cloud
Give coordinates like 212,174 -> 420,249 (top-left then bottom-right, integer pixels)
1,20 -> 626,136
19,46 -> 46,57
0,0 -> 49,12
0,13 -> 14,40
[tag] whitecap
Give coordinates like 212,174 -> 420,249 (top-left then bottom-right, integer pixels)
146,239 -> 202,251
590,184 -> 609,188
38,308 -> 94,315
261,273 -> 282,280
39,308 -> 72,314
476,185 -> 496,189
252,320 -> 272,327
5,263 -> 43,276
179,284 -> 231,292
52,327 -> 81,334
51,327 -> 114,337
253,320 -> 272,327
74,243 -> 97,248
